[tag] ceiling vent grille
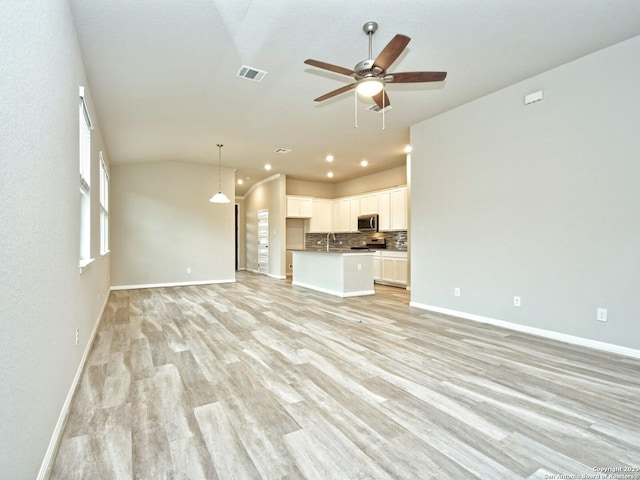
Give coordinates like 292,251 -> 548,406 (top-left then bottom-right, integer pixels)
237,65 -> 267,82
366,104 -> 392,113
274,148 -> 292,154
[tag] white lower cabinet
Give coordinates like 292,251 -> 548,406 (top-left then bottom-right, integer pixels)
373,252 -> 381,280
376,250 -> 407,286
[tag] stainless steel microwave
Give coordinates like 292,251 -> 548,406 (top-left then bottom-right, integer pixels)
357,214 -> 379,232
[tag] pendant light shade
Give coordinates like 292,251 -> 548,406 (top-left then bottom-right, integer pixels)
209,143 -> 230,204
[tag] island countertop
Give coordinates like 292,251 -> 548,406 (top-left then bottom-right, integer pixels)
289,248 -> 374,255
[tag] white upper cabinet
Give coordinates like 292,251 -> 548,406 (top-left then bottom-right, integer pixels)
359,193 -> 378,215
299,185 -> 406,234
349,197 -> 360,231
309,198 -> 333,232
389,187 -> 407,230
377,190 -> 391,231
286,196 -> 312,218
333,198 -> 352,232
375,186 -> 407,231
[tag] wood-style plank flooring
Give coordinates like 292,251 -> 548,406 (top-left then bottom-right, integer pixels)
49,272 -> 640,479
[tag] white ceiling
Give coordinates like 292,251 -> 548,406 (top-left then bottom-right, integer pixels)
68,0 -> 640,195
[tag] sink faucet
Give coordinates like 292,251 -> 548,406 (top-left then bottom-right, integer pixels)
326,232 -> 336,252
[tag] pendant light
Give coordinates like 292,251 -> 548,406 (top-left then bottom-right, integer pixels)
209,143 -> 230,204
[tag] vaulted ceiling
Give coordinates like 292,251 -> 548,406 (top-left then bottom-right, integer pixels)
69,0 -> 640,195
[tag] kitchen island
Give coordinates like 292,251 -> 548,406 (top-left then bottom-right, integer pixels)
291,250 -> 375,297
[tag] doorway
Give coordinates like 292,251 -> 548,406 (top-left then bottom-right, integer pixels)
235,204 -> 239,271
257,209 -> 269,275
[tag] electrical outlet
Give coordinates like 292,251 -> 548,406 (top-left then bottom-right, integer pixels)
187,267 -> 192,274
75,328 -> 79,346
357,263 -> 362,271
513,296 -> 521,307
596,308 -> 608,322
454,287 -> 461,297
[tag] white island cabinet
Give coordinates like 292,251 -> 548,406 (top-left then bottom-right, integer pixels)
292,250 -> 374,297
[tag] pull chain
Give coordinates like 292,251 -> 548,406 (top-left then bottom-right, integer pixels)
354,88 -> 358,128
382,88 -> 386,130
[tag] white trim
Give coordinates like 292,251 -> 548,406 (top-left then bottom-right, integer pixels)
110,278 -> 236,291
37,292 -> 109,479
409,302 -> 640,360
292,280 -> 375,298
244,173 -> 281,197
78,86 -> 93,129
268,273 -> 287,280
78,257 -> 95,273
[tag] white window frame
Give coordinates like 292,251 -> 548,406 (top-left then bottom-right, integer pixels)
99,151 -> 110,255
79,86 -> 94,271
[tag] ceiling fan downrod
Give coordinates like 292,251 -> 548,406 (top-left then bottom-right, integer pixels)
363,21 -> 378,60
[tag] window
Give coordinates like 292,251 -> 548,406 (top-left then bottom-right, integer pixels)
99,152 -> 109,255
79,86 -> 93,269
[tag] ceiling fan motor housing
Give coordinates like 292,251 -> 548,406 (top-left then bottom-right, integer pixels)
354,59 -> 378,77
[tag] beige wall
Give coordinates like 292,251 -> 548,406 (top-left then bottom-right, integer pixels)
110,161 -> 236,287
286,178 -> 336,197
287,166 -> 407,199
333,166 -> 407,197
0,2 -> 111,477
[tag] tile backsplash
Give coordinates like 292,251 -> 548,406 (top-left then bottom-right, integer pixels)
305,231 -> 407,250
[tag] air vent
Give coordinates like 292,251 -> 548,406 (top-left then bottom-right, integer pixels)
366,104 -> 392,113
237,65 -> 267,82
274,148 -> 292,154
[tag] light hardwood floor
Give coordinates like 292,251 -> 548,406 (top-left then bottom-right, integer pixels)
49,271 -> 640,479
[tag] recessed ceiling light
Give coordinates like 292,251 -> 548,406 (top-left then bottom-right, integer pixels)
264,164 -> 272,171
404,145 -> 413,153
360,160 -> 368,167
326,155 -> 334,162
327,172 -> 334,178
237,179 -> 244,185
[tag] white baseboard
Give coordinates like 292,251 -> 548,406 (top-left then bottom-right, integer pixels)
410,301 -> 640,360
243,270 -> 286,280
268,273 -> 287,280
110,278 -> 236,291
37,292 -> 110,479
292,280 -> 375,298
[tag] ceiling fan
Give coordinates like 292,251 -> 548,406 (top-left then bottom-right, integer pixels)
304,21 -> 447,109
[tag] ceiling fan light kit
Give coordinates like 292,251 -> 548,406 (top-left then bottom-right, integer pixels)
304,21 -> 447,111
356,78 -> 384,96
209,143 -> 230,204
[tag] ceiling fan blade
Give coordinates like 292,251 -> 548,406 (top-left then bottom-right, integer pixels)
372,89 -> 390,109
304,59 -> 355,77
388,71 -> 448,83
314,83 -> 356,102
373,34 -> 411,71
